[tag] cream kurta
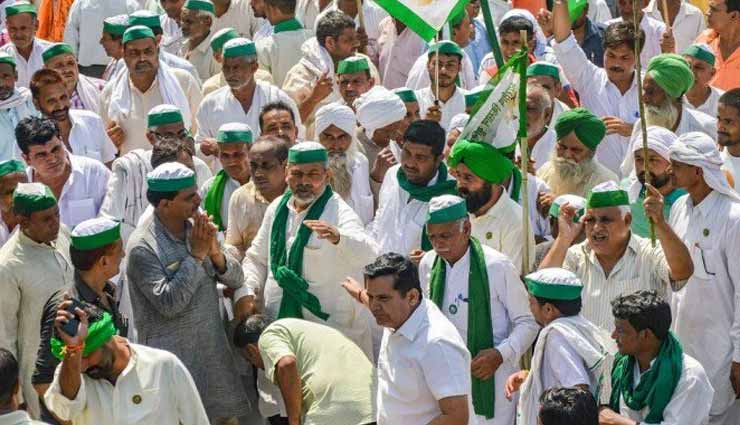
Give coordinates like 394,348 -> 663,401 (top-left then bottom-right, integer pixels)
181,36 -> 220,81
44,343 -> 210,425
201,70 -> 274,98
418,245 -> 539,425
536,158 -> 619,198
199,173 -> 242,229
225,181 -> 271,256
0,230 -> 73,418
99,68 -> 203,154
416,86 -> 467,131
256,27 -> 314,88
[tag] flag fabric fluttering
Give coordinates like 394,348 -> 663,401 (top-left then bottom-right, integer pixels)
374,0 -> 470,42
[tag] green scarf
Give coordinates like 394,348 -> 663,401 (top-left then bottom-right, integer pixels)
203,170 -> 229,231
609,332 -> 684,423
397,163 -> 458,250
269,186 -> 333,320
508,167 -> 522,203
429,237 -> 495,418
273,17 -> 303,33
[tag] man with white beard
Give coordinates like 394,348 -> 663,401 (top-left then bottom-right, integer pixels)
537,108 -> 618,198
315,102 -> 374,224
642,53 -> 717,139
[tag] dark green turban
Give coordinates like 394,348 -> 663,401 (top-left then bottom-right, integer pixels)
555,108 -> 606,151
646,54 -> 695,99
448,139 -> 514,184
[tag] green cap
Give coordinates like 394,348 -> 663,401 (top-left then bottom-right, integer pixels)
683,43 -> 716,66
548,194 -> 587,222
71,217 -> 121,250
394,87 -> 418,103
147,104 -> 183,128
449,9 -> 466,27
448,139 -> 514,184
288,141 -> 328,164
555,108 -> 606,151
568,0 -> 588,22
427,194 -> 468,224
0,52 -> 15,68
337,56 -> 369,75
12,182 -> 57,215
147,162 -> 196,192
526,62 -> 560,82
123,25 -> 156,44
127,11 -> 162,30
184,0 -> 215,14
210,27 -> 238,52
217,122 -> 253,144
103,14 -> 129,37
427,40 -> 463,58
586,181 -> 629,209
42,43 -> 74,64
222,37 -> 256,58
5,1 -> 36,17
51,312 -> 117,360
525,268 -> 583,300
0,159 -> 25,177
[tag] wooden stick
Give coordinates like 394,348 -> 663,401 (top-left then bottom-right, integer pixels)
660,0 -> 671,26
519,29 -> 531,275
356,0 -> 365,30
434,34 -> 440,103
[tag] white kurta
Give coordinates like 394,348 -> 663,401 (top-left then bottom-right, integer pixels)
668,191 -> 740,416
553,33 -> 640,176
44,343 -> 210,425
345,151 -> 374,226
605,15 -> 666,67
721,150 -> 740,191
0,38 -> 52,88
67,109 -> 118,164
256,27 -> 314,88
199,173 -> 242,229
376,299 -> 472,425
645,0 -> 706,54
406,50 -> 478,92
160,14 -> 187,56
377,16 -> 426,90
416,86 -> 467,131
63,0 -> 139,66
181,37 -> 220,82
615,354 -> 714,425
674,104 -> 718,140
418,245 -> 539,425
211,0 -> 265,39
688,86 -> 724,118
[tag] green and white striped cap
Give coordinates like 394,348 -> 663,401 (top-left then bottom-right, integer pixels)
549,194 -> 587,221
147,104 -> 183,128
12,182 -> 56,215
127,10 -> 162,30
287,141 -> 327,164
184,0 -> 215,15
393,87 -> 417,103
586,181 -> 629,209
217,122 -> 253,144
427,194 -> 468,224
71,217 -> 121,250
336,56 -> 369,75
103,14 -> 129,37
0,159 -> 25,177
683,43 -> 715,66
210,27 -> 238,52
147,162 -> 196,192
525,267 -> 583,300
5,1 -> 36,17
42,43 -> 74,64
222,37 -> 256,58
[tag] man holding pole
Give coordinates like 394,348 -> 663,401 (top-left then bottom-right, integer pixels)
415,41 -> 467,131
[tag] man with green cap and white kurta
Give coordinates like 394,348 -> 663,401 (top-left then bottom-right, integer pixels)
415,40 -> 468,131
99,15 -> 128,82
393,86 -> 421,136
0,2 -> 52,88
448,139 -> 536,272
0,159 -> 27,247
526,61 -> 570,127
336,56 -> 375,109
0,52 -> 38,162
505,267 -> 614,425
418,194 -> 538,425
0,182 -> 73,418
200,122 -> 252,231
537,107 -> 618,199
41,42 -> 104,114
539,181 -> 693,330
127,162 -> 250,423
180,0 -> 221,81
683,44 -> 725,117
256,0 -> 314,87
43,295 -> 209,425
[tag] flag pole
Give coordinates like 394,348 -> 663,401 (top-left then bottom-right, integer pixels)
356,0 -> 366,30
518,29 -> 531,275
633,0 -> 656,246
434,34 -> 440,103
480,0 -> 504,67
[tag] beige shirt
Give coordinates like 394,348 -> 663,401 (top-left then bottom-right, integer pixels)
100,68 -> 203,154
536,159 -> 618,198
257,28 -> 314,88
181,37 -> 220,82
225,181 -> 271,257
211,0 -> 265,39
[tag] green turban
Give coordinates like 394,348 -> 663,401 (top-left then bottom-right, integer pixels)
50,312 -> 117,360
646,54 -> 695,99
447,139 -> 514,184
555,108 -> 606,151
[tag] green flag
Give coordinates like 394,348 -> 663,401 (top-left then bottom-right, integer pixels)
374,0 -> 470,42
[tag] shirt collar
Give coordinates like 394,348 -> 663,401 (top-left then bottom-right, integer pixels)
394,299 -> 428,341
689,189 -> 721,218
444,246 -> 471,272
476,188 -> 510,220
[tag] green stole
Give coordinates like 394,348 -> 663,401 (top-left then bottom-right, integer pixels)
396,163 -> 458,250
609,332 -> 684,423
269,186 -> 332,320
508,167 -> 522,203
203,170 -> 229,231
429,237 -> 495,418
273,18 -> 303,33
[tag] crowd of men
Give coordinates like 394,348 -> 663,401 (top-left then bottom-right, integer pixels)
0,0 -> 738,423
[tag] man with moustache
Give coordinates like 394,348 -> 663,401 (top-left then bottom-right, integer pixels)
41,43 -> 104,113
336,56 -> 374,109
537,108 -> 617,198
259,101 -> 300,144
719,89 -> 740,190
0,2 -> 51,88
30,70 -> 117,166
0,52 -> 38,162
315,102 -> 373,224
539,181 -> 693,330
196,38 -> 300,160
179,0 -> 220,81
0,160 -> 27,248
126,162 -> 250,424
604,0 -> 666,65
415,41 -> 467,131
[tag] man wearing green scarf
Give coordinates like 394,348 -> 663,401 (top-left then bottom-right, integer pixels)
200,122 -> 252,231
602,290 -> 713,425
369,120 -> 457,259
418,194 -> 538,424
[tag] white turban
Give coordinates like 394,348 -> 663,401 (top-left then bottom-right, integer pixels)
621,125 -> 678,176
354,86 -> 407,140
670,132 -> 740,201
315,102 -> 356,138
449,113 -> 470,132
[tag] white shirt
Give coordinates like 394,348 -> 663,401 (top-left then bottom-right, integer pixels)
588,0 -> 613,23
675,103 -> 718,140
29,154 -> 111,228
645,0 -> 706,54
161,14 -> 187,56
0,90 -> 38,161
63,0 -> 140,66
616,354 -> 714,425
44,343 -> 210,425
688,86 -> 724,117
256,27 -> 314,87
528,128 -> 557,172
0,38 -> 52,88
377,16 -> 427,90
253,22 -> 274,43
67,109 -> 118,164
376,299 -> 472,425
211,0 -> 265,39
0,218 -> 16,249
539,328 -> 598,390
721,150 -> 740,191
668,190 -> 740,416
199,173 -> 242,229
553,33 -> 640,176
406,51 -> 478,92
416,86 -> 467,131
418,245 -> 539,425
345,151 -> 375,225
605,15 -> 666,67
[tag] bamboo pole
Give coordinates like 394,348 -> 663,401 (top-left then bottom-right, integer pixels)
518,29 -> 531,275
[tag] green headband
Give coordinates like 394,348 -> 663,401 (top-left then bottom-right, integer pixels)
51,312 -> 117,360
211,28 -> 238,52
223,41 -> 256,58
427,201 -> 468,224
5,3 -> 36,17
147,110 -> 183,128
427,40 -> 463,58
526,278 -> 583,300
13,185 -> 56,215
0,160 -> 25,177
217,129 -> 253,144
586,189 -> 629,209
336,58 -> 369,75
526,63 -> 560,82
395,89 -> 417,103
42,44 -> 74,64
683,45 -> 716,66
123,25 -> 156,44
147,174 -> 196,192
71,222 -> 121,250
184,0 -> 215,13
103,20 -> 128,37
288,148 -> 328,164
